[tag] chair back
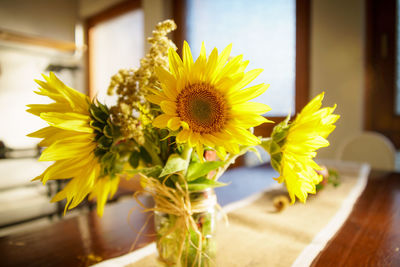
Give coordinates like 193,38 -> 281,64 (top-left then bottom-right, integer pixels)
337,131 -> 396,171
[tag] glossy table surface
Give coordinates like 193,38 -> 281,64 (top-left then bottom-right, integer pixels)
1,166 -> 400,267
311,170 -> 400,266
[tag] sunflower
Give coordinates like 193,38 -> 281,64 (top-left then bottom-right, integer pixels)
266,92 -> 340,203
27,73 -> 119,216
148,41 -> 272,158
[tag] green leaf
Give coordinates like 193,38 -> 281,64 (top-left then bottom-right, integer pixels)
271,115 -> 290,143
144,139 -> 161,155
129,150 -> 140,168
94,147 -> 107,157
100,151 -> 117,176
186,161 -> 225,181
97,101 -> 109,115
98,135 -> 113,149
140,146 -> 152,164
110,123 -> 121,139
260,139 -> 280,155
271,128 -> 289,144
273,152 -> 282,163
90,104 -> 108,123
103,125 -> 113,138
159,153 -> 189,177
112,161 -> 124,175
186,177 -> 227,191
269,141 -> 281,155
271,158 -> 281,173
90,120 -> 104,132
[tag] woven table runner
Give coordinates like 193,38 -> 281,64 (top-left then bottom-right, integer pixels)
94,161 -> 370,267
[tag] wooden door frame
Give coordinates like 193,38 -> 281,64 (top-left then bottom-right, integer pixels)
365,0 -> 400,148
85,0 -> 141,98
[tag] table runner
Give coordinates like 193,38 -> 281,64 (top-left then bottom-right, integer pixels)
93,161 -> 370,267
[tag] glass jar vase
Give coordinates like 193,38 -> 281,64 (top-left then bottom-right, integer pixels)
154,188 -> 217,267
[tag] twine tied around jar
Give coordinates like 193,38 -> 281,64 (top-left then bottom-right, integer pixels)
133,173 -> 220,267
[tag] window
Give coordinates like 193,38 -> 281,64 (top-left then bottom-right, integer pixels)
185,0 -> 296,116
87,0 -> 144,106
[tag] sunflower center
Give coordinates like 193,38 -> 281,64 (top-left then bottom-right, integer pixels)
176,83 -> 227,134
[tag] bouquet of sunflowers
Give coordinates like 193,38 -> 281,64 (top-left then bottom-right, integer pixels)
27,20 -> 339,266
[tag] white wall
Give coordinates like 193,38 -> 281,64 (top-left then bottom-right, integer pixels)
0,0 -> 78,42
0,0 -> 80,148
79,0 -> 125,18
310,0 -> 366,159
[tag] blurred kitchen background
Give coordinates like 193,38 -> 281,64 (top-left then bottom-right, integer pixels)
0,0 -> 399,235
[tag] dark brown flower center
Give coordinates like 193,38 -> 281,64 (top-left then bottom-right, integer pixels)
176,83 -> 227,134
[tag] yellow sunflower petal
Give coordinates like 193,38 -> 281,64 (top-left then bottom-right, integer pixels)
215,43 -> 232,74
160,100 -> 177,115
226,126 -> 260,146
26,103 -> 71,116
155,67 -> 177,99
229,83 -> 270,105
228,68 -> 264,93
191,42 -> 207,81
196,142 -> 204,162
224,142 -> 240,154
40,112 -> 93,133
183,41 -> 194,73
168,47 -> 184,78
146,94 -> 165,105
152,42 -> 272,153
231,112 -> 272,128
167,117 -> 181,131
28,72 -> 115,217
269,92 -> 339,204
176,129 -> 190,143
39,140 -> 94,161
216,54 -> 244,79
205,47 -> 219,80
231,102 -> 271,114
300,92 -> 324,115
153,114 -> 174,128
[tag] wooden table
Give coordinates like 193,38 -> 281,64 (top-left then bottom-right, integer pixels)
1,167 -> 400,267
312,170 -> 400,266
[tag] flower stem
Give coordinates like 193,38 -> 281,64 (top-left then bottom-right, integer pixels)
181,144 -> 192,177
214,146 -> 251,181
143,140 -> 163,166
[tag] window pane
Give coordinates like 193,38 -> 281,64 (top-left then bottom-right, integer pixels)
186,0 -> 296,116
90,9 -> 144,106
